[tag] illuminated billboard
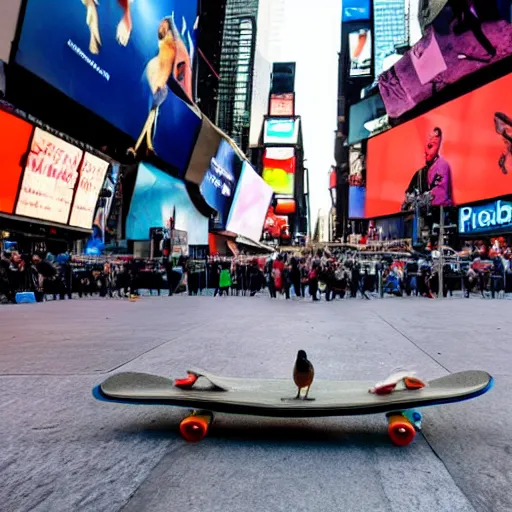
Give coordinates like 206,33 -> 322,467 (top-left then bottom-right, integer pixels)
348,28 -> 372,77
15,0 -> 201,172
262,147 -> 296,196
263,118 -> 300,145
366,72 -> 512,218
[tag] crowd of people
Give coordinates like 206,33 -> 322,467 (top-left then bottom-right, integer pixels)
1,242 -> 512,304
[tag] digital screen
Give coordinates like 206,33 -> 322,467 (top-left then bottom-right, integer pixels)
199,138 -> 243,230
275,198 -> 296,215
349,29 -> 372,77
366,72 -> 512,218
0,110 -> 33,214
69,152 -> 109,229
349,186 -> 366,219
348,144 -> 365,187
126,162 -> 209,245
15,0 -> 201,172
269,93 -> 294,116
263,118 -> 300,145
226,162 -> 273,242
379,1 -> 512,118
348,93 -> 389,145
262,147 -> 296,196
459,200 -> 512,235
342,0 -> 371,22
15,128 -> 83,224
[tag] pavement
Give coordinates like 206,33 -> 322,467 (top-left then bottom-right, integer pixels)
0,294 -> 510,512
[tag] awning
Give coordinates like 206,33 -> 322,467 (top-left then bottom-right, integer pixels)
235,235 -> 275,253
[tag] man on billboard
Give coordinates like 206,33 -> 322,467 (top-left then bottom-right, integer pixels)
494,112 -> 512,175
402,127 -> 453,211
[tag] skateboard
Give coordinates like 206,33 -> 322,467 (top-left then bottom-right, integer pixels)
92,368 -> 493,446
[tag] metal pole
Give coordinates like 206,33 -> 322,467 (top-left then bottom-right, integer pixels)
438,206 -> 445,298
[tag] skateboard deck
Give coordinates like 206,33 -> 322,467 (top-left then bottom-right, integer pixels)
93,369 -> 493,446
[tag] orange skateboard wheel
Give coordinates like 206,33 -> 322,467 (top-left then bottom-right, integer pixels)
179,414 -> 212,442
388,415 -> 416,446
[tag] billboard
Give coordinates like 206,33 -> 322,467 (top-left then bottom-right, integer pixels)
15,128 -> 83,224
226,162 -> 273,242
459,200 -> 512,235
126,162 -> 208,245
269,93 -> 294,116
348,93 -> 390,145
366,72 -> 512,218
349,186 -> 366,219
199,138 -> 243,230
0,110 -> 33,214
0,0 -> 22,63
348,29 -> 372,77
69,152 -> 110,229
15,0 -> 201,172
379,1 -> 512,119
262,147 -> 296,196
263,118 -> 300,145
342,0 -> 371,22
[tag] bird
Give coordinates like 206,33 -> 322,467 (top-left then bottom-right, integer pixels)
127,14 -> 193,157
81,0 -> 133,55
293,350 -> 314,400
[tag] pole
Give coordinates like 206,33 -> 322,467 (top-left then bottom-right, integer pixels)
438,206 -> 445,298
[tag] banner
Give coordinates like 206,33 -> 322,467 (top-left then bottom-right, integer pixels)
379,1 -> 512,118
69,152 -> 109,229
349,29 -> 372,77
366,71 -> 512,218
15,128 -> 83,223
262,147 -> 296,196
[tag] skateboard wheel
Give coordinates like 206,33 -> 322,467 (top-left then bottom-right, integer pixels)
179,414 -> 211,442
388,415 -> 416,447
174,373 -> 198,389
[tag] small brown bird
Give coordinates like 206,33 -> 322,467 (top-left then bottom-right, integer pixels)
293,350 -> 314,400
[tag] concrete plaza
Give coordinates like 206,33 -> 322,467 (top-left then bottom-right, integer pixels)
0,295 -> 510,512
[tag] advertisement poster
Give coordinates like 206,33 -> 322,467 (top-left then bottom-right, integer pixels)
262,147 -> 296,196
226,162 -> 273,242
0,110 -> 33,214
16,0 -> 201,172
349,29 -> 372,77
126,162 -> 208,245
366,72 -> 512,218
349,186 -> 366,219
269,93 -> 294,116
15,128 -> 83,224
263,118 -> 300,145
199,139 -> 243,230
379,0 -> 512,118
69,152 -> 109,229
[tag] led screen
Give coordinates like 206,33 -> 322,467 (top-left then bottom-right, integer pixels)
15,128 -> 83,224
348,93 -> 389,145
342,0 -> 371,22
199,138 -> 243,230
349,186 -> 366,219
379,1 -> 512,118
269,93 -> 294,116
126,162 -> 208,245
69,152 -> 109,229
226,162 -> 273,242
0,110 -> 33,214
348,29 -> 372,77
263,118 -> 300,145
366,72 -> 512,218
15,0 -> 201,172
262,147 -> 296,196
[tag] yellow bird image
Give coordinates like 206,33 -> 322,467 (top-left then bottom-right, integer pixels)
81,0 -> 132,55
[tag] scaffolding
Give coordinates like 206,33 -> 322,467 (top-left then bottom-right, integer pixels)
216,0 -> 259,149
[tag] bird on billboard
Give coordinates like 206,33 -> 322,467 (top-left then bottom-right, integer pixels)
81,0 -> 133,55
127,14 -> 195,157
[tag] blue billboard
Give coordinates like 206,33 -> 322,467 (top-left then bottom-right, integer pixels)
199,139 -> 243,230
349,186 -> 366,219
459,200 -> 512,235
126,162 -> 208,245
15,0 -> 200,173
342,0 -> 371,22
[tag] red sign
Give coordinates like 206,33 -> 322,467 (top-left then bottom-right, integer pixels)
69,152 -> 109,229
0,110 -> 33,214
275,198 -> 296,215
269,93 -> 294,116
262,147 -> 296,196
367,72 -> 512,218
15,128 -> 83,223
